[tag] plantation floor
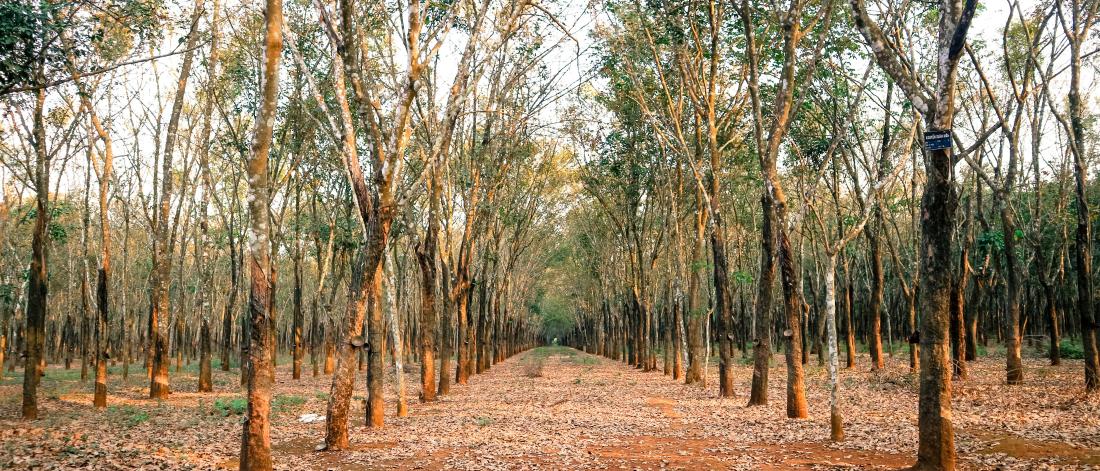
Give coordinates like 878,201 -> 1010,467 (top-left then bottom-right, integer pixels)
1,346 -> 1099,470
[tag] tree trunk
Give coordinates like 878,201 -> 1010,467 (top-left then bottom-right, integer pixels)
438,256 -> 453,395
1066,0 -> 1099,392
1002,206 -> 1023,384
22,81 -> 49,420
292,185 -> 304,381
238,0 -> 281,464
149,0 -> 203,399
825,255 -> 844,441
1044,283 -> 1060,365
416,176 -> 440,399
199,318 -> 212,392
684,200 -> 707,386
748,192 -> 775,405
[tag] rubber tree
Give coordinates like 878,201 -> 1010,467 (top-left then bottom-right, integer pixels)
238,0 -> 282,464
850,0 -> 979,467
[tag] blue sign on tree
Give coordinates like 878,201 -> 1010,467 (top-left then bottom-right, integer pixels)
924,130 -> 952,151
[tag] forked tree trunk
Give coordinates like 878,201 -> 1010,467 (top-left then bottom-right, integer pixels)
64,31 -> 116,407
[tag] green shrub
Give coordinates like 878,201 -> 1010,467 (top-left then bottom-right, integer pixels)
1059,340 -> 1085,360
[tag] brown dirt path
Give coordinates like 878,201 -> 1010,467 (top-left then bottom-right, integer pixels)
1,347 -> 1098,469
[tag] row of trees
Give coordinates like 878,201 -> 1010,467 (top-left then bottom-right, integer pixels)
557,0 -> 1099,469
2,0 -> 1100,469
1,0 -> 580,468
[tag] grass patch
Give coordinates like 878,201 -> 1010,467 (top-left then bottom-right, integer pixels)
208,395 -> 305,416
108,405 -> 151,427
213,397 -> 248,416
213,359 -> 241,370
475,416 -> 493,427
531,346 -> 575,358
522,357 -> 545,378
273,395 -> 306,413
569,355 -> 598,365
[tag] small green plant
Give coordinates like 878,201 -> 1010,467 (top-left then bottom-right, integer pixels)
213,397 -> 248,416
124,408 -> 149,426
573,377 -> 582,384
475,416 -> 493,427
